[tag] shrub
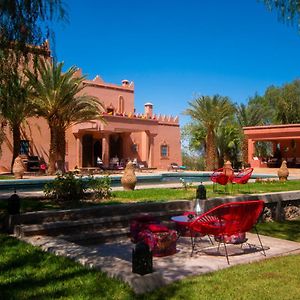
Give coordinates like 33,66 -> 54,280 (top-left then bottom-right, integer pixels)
44,172 -> 87,202
89,176 -> 112,200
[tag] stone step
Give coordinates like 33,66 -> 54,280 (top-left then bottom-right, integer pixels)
8,200 -> 193,228
59,228 -> 131,245
14,210 -> 185,237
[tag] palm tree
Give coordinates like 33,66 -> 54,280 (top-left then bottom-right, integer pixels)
0,70 -> 33,170
236,101 -> 269,165
26,60 -> 104,175
216,122 -> 241,168
184,95 -> 235,171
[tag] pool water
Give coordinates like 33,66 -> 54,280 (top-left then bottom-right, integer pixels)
0,171 -> 276,192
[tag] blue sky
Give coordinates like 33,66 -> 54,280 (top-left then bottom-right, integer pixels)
52,0 -> 300,127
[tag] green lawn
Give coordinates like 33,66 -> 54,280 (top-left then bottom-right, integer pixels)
1,220 -> 300,299
1,179 -> 300,213
1,181 -> 300,298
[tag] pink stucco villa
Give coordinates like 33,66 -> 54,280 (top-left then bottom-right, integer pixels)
244,124 -> 300,168
0,44 -> 182,172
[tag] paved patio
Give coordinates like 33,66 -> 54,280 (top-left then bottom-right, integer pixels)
21,232 -> 300,294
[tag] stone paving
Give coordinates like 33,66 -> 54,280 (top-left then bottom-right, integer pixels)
20,232 -> 300,294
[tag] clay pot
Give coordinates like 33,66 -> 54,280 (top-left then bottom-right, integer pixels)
121,161 -> 137,190
12,156 -> 25,179
223,160 -> 234,181
277,160 -> 289,182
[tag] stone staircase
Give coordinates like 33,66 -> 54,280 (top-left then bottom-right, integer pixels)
9,200 -> 194,245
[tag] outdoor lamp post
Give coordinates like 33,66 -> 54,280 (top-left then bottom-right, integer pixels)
132,241 -> 153,275
7,192 -> 20,215
195,183 -> 206,215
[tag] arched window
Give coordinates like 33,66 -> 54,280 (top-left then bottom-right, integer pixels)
118,96 -> 124,113
160,143 -> 169,158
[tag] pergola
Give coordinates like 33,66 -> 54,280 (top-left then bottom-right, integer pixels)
243,124 -> 300,168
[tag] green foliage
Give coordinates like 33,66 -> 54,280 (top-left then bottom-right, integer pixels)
183,95 -> 236,170
179,178 -> 192,190
0,234 -> 133,300
0,0 -> 67,47
89,176 -> 112,200
264,80 -> 300,124
44,172 -> 88,202
262,0 -> 300,29
182,150 -> 205,170
25,60 -> 105,174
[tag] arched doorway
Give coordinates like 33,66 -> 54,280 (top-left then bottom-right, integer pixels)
93,140 -> 102,167
109,134 -> 123,160
82,134 -> 93,167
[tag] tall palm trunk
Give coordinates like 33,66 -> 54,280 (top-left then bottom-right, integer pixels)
48,125 -> 58,175
206,129 -> 217,171
48,125 -> 66,175
56,127 -> 66,173
11,123 -> 21,172
242,136 -> 249,165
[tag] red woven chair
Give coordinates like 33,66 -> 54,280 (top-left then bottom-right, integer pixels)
189,200 -> 266,264
231,167 -> 254,193
210,168 -> 230,193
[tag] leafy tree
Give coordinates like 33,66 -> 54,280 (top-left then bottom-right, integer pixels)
264,80 -> 300,124
26,60 -> 105,175
236,98 -> 271,164
0,0 -> 67,48
184,95 -> 235,170
0,69 -> 33,170
262,0 -> 300,28
215,121 -> 241,168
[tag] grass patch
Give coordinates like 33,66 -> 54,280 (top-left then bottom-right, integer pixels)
137,254 -> 300,300
1,179 -> 300,213
0,234 -> 134,300
0,175 -> 14,180
256,219 -> 300,242
1,221 -> 300,299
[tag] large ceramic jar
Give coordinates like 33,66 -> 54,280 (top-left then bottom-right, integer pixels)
12,156 -> 25,179
277,160 -> 289,181
121,161 -> 137,190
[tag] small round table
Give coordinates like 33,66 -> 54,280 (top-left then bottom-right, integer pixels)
171,214 -> 196,237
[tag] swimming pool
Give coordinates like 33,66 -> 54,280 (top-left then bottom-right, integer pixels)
0,171 -> 276,193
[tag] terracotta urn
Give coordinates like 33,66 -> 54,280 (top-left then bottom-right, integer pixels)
277,160 -> 289,182
12,156 -> 25,179
223,160 -> 234,181
121,161 -> 137,190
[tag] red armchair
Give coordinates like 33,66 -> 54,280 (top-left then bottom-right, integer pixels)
189,200 -> 266,264
210,168 -> 230,192
231,167 -> 254,193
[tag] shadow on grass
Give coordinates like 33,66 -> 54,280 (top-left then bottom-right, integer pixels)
256,220 -> 300,242
0,235 -> 133,300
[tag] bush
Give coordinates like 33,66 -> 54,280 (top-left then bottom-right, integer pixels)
89,176 -> 112,200
44,172 -> 88,202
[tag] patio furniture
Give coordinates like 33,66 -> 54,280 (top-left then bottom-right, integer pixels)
138,224 -> 178,257
210,168 -> 230,193
189,200 -> 266,264
130,214 -> 160,243
172,211 -> 199,237
231,167 -> 253,193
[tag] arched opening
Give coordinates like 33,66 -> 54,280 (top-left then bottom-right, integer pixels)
93,140 -> 102,166
118,96 -> 124,113
109,134 -> 123,161
82,134 -> 93,167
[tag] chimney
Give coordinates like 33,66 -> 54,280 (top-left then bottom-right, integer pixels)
144,102 -> 153,118
122,79 -> 129,87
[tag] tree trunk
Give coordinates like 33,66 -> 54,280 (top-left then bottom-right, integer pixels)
205,129 -> 217,171
11,123 -> 21,172
242,136 -> 248,165
56,127 -> 66,173
48,125 -> 57,175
